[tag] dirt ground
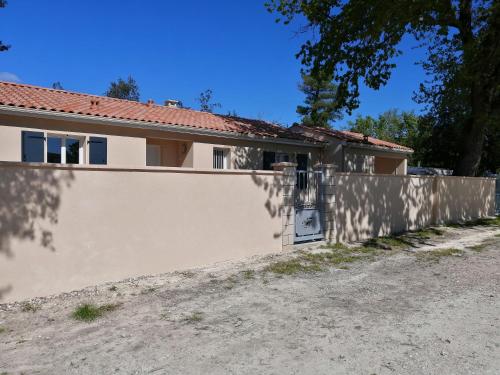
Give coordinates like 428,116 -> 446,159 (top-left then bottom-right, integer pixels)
1,224 -> 499,375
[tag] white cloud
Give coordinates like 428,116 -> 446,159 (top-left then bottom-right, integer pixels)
0,72 -> 21,83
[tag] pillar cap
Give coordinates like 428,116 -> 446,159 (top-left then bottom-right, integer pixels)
272,162 -> 298,171
314,163 -> 336,170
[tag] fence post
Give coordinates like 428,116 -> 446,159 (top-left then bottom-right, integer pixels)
272,162 -> 297,251
315,163 -> 336,243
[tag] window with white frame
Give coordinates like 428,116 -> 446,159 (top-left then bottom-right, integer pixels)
213,148 -> 229,169
46,134 -> 84,164
21,131 -> 107,165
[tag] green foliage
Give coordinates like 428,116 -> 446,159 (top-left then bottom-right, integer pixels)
296,72 -> 342,127
72,303 -> 120,322
21,302 -> 39,313
197,89 -> 221,113
415,248 -> 463,263
105,76 -> 140,101
0,0 -> 9,52
183,311 -> 204,323
267,0 -> 500,175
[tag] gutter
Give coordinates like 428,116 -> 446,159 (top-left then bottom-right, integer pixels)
0,105 -> 324,148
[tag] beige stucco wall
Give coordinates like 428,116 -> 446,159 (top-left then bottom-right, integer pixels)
434,176 -> 496,224
335,174 -> 434,242
0,162 -> 284,302
334,173 -> 496,242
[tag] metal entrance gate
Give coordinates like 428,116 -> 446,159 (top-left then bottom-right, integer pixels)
294,170 -> 324,243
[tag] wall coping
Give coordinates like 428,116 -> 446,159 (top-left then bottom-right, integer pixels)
335,172 -> 495,180
0,161 -> 282,176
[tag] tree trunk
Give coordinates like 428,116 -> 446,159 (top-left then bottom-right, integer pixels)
454,84 -> 488,176
454,118 -> 487,176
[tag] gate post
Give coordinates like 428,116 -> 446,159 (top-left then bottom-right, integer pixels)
315,163 -> 336,243
272,162 -> 297,251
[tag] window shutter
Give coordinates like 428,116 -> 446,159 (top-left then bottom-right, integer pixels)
89,137 -> 107,165
21,131 -> 45,162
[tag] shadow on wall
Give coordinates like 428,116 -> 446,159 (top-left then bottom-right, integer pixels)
435,177 -> 495,223
232,146 -> 287,239
335,174 -> 495,243
335,174 -> 433,242
0,165 -> 74,299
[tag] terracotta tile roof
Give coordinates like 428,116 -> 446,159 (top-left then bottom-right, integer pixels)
290,124 -> 413,152
0,81 -> 320,144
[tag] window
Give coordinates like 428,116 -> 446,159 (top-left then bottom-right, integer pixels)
296,154 -> 309,190
47,136 -> 62,163
262,151 -> 275,170
21,131 -> 104,165
46,135 -> 84,164
213,148 -> 228,169
262,151 -> 290,170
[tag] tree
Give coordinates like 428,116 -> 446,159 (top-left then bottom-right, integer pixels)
296,73 -> 342,127
52,82 -> 64,90
105,76 -> 140,101
347,110 -> 425,164
267,0 -> 500,176
348,110 -> 418,144
197,89 -> 221,113
0,1 -> 10,52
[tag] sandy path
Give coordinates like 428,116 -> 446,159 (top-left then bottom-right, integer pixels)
0,225 -> 499,374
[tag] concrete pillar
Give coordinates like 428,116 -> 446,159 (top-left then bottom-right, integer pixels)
315,163 -> 336,243
272,162 -> 297,251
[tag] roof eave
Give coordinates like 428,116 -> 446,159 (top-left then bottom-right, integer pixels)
0,105 -> 324,148
344,141 -> 414,154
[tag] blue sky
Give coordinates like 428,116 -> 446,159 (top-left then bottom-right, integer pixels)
0,0 -> 427,128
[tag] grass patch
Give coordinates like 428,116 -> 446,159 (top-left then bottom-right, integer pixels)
183,311 -> 203,323
495,233 -> 500,238
446,216 -> 500,228
468,243 -> 488,252
265,245 -> 380,276
363,235 -> 409,250
0,326 -> 6,334
264,259 -> 322,275
411,228 -> 444,238
20,302 -> 39,313
241,270 -> 255,280
72,303 -> 120,322
415,248 -> 464,263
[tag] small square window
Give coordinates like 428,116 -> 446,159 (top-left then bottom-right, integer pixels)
213,148 -> 229,169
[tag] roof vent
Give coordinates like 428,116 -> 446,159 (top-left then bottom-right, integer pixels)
164,99 -> 180,108
363,134 -> 369,143
90,99 -> 100,108
146,99 -> 155,106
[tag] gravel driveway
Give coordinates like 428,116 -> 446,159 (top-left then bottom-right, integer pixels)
1,224 -> 499,374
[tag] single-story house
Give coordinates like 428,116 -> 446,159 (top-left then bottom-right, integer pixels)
289,125 -> 413,175
0,81 -> 412,174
